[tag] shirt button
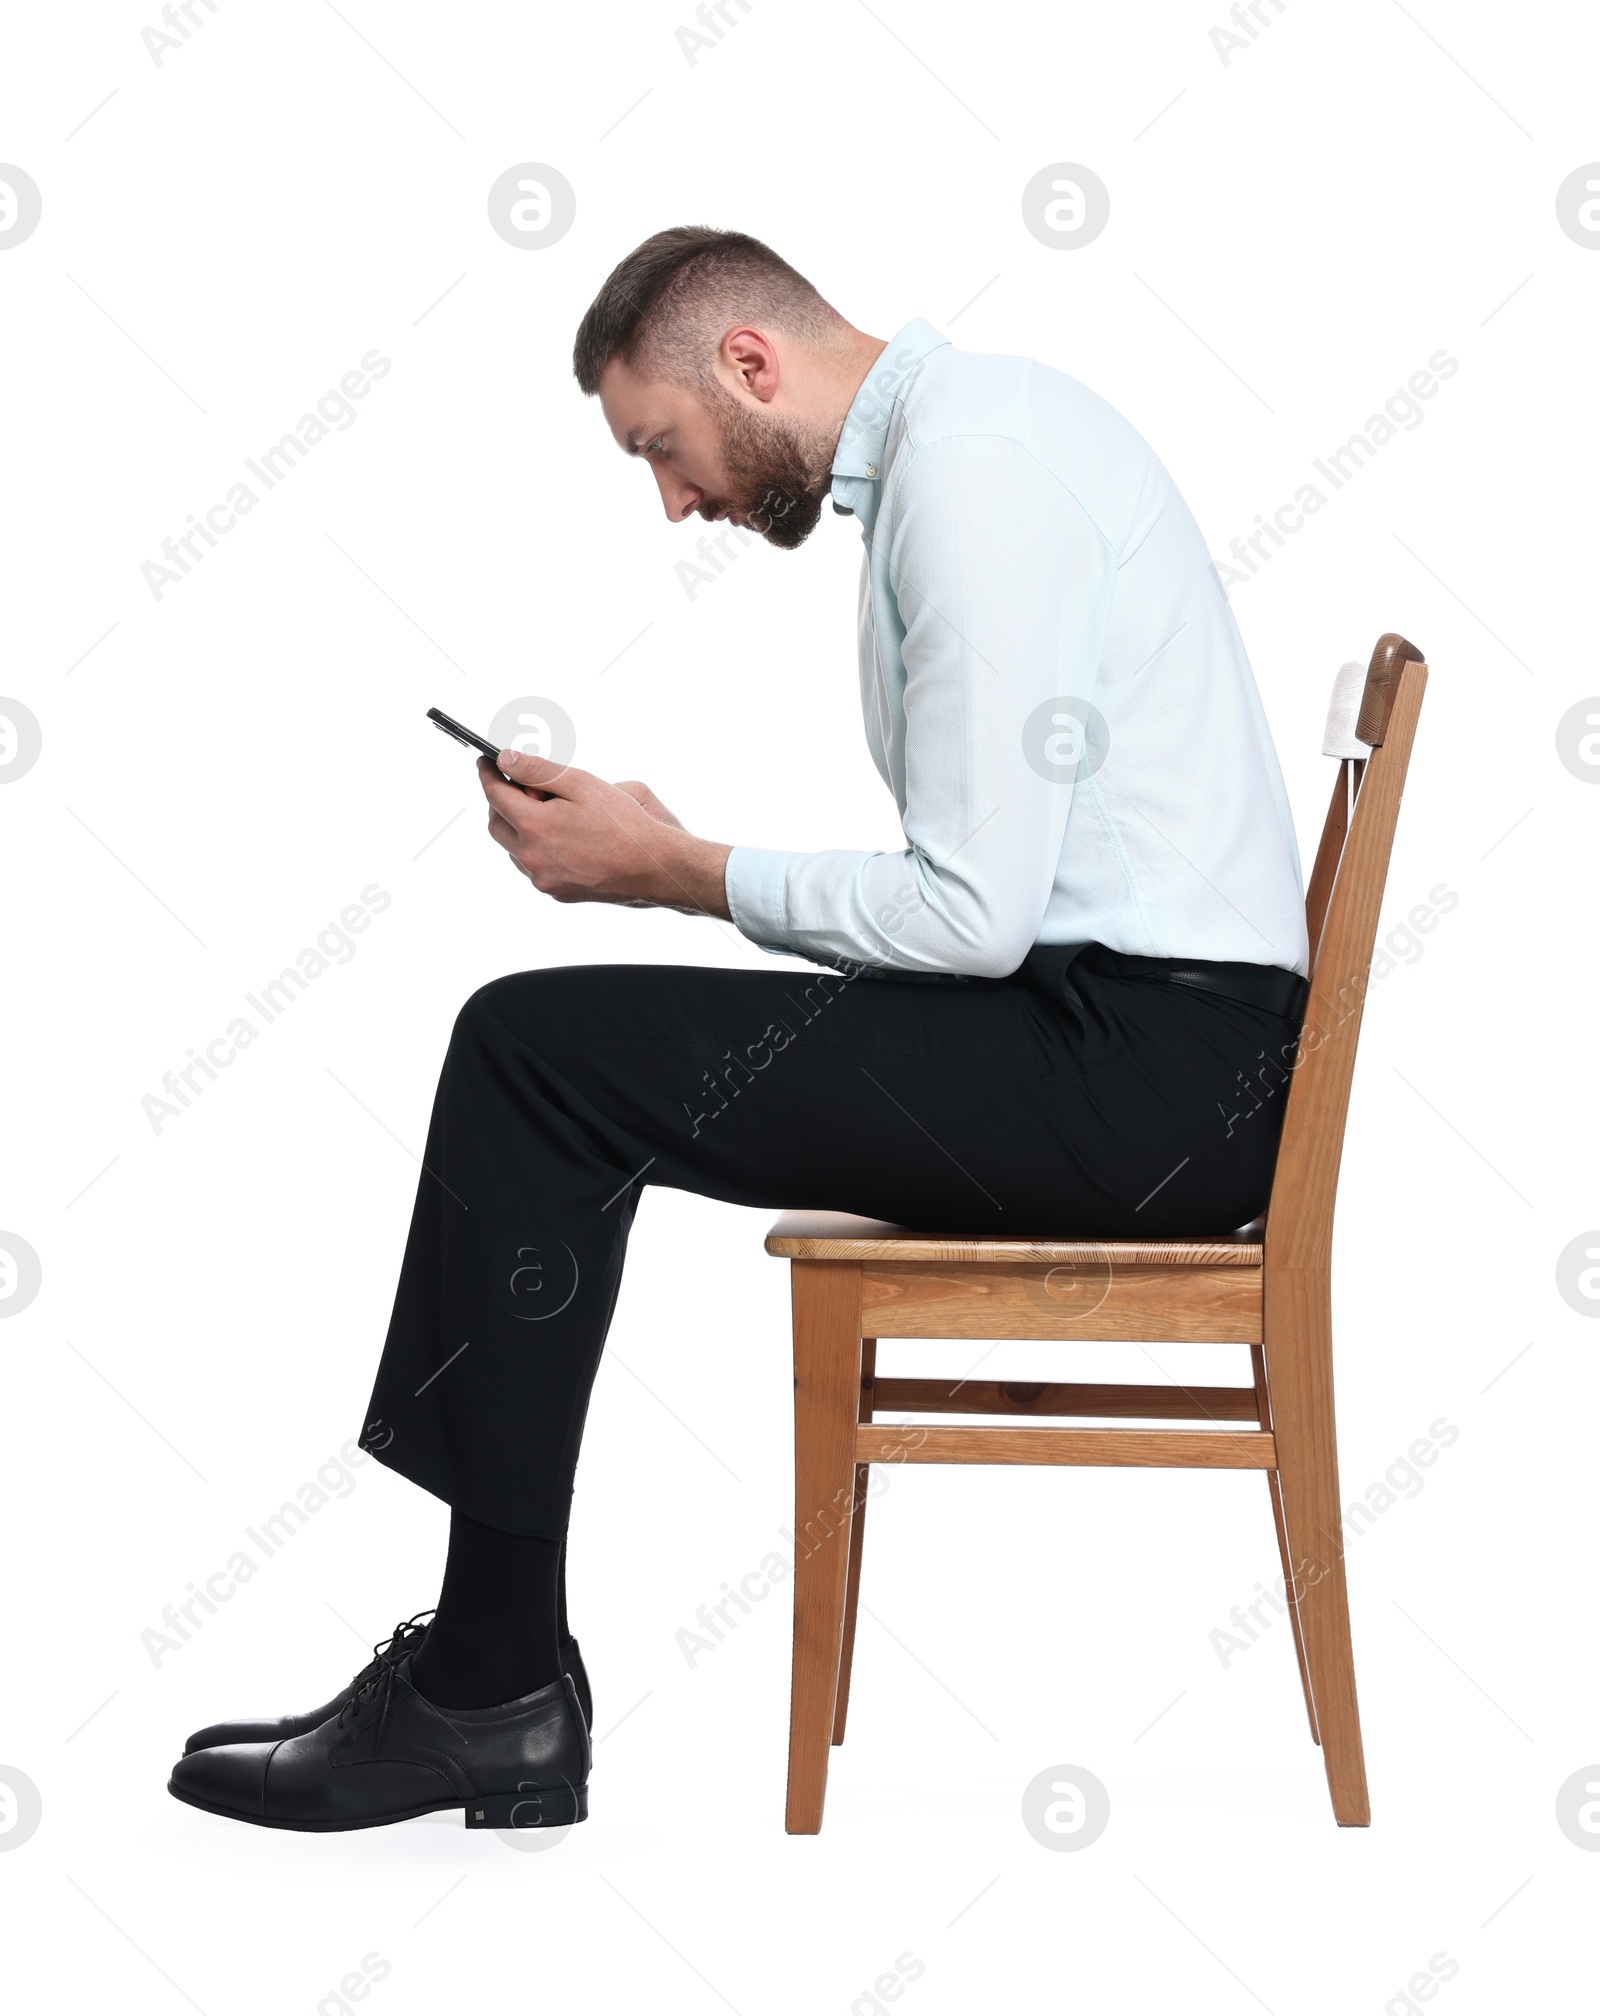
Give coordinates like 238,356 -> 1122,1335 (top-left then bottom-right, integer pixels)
865,463 -> 878,477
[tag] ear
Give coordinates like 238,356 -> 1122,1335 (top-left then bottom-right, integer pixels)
719,326 -> 780,403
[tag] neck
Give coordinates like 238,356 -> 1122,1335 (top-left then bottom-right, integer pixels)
818,328 -> 888,455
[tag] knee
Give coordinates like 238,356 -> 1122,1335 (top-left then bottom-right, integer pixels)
450,968 -> 585,1054
457,973 -> 524,1027
452,972 -> 536,1056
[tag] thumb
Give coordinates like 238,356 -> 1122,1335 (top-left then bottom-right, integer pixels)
496,747 -> 579,794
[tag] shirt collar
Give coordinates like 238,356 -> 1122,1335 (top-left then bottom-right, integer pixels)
829,318 -> 949,517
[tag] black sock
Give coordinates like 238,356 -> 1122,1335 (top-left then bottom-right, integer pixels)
409,1511 -> 562,1710
555,1533 -> 593,1729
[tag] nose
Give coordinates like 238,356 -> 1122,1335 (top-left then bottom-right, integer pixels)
651,463 -> 702,523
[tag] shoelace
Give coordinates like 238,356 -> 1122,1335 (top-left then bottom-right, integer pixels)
338,1613 -> 469,1752
335,1613 -> 434,1748
339,1654 -> 408,1747
348,1611 -> 434,1691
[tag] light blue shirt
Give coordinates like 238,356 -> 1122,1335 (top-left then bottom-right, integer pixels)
723,319 -> 1309,980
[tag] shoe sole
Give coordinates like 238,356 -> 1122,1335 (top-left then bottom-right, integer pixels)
167,1778 -> 588,1832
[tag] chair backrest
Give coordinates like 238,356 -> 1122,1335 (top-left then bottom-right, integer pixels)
1264,633 -> 1429,1271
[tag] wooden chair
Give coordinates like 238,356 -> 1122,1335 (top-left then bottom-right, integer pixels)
765,632 -> 1428,1832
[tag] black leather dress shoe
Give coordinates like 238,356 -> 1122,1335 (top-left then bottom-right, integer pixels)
183,1615 -> 593,1753
168,1654 -> 589,1832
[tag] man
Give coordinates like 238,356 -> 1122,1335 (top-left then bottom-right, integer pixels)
168,227 -> 1308,1833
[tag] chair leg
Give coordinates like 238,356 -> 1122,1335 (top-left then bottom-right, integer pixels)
1261,1270 -> 1370,1825
832,1340 -> 877,1746
786,1261 -> 864,1834
1251,1344 -> 1319,1745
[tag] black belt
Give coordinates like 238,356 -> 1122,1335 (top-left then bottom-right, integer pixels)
1022,942 -> 1309,1022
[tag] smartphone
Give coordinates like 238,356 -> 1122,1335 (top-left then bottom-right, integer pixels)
427,707 -> 548,798
427,706 -> 503,763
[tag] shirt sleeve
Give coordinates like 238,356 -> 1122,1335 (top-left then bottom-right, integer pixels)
723,431 -> 1118,978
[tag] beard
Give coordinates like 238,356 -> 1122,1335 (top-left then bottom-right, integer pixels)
700,384 -> 834,550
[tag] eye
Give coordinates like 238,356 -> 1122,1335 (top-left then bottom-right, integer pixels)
645,435 -> 664,456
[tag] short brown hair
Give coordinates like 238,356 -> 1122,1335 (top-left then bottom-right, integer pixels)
571,227 -> 844,395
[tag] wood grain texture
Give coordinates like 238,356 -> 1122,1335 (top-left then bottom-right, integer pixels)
855,1424 -> 1278,1468
1254,1341 -> 1319,1744
1303,762 -> 1351,975
874,1377 -> 1260,1421
785,1262 -> 864,1834
1256,642 -> 1426,1824
766,1211 -> 1264,1265
1356,632 -> 1421,747
861,1261 -> 1262,1343
831,1339 -> 876,1748
1269,655 -> 1427,1275
1262,1267 -> 1369,1821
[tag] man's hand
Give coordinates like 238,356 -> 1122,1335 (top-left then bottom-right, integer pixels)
612,778 -> 685,830
478,752 -> 732,918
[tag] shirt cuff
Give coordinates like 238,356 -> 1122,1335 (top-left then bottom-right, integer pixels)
724,845 -> 798,953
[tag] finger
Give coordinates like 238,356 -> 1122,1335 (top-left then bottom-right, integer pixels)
496,748 -> 582,797
479,756 -> 542,822
613,780 -> 684,829
486,804 -> 521,853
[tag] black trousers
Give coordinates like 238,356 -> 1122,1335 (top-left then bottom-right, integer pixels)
361,948 -> 1299,1536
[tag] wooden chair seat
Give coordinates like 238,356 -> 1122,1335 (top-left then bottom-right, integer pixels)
766,1210 -> 1266,1265
766,633 -> 1429,1835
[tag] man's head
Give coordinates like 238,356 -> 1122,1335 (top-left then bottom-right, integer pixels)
573,227 -> 878,550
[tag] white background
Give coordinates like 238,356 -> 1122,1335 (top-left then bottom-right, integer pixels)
2,0 -> 1597,2008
